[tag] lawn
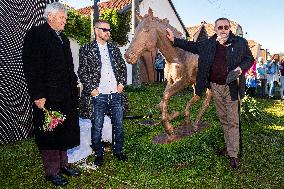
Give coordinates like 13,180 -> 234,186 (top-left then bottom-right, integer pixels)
0,83 -> 283,188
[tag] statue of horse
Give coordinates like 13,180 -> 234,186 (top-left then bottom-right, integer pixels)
125,9 -> 212,139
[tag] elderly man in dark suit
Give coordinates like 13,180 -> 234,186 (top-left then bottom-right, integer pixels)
167,17 -> 254,170
22,2 -> 80,186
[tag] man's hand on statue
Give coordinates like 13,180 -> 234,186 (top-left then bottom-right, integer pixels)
91,88 -> 99,97
234,66 -> 242,75
117,84 -> 124,93
34,98 -> 46,109
166,28 -> 174,42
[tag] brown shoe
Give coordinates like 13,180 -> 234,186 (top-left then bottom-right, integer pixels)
229,157 -> 239,170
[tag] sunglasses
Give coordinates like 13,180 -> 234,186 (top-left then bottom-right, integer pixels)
217,25 -> 230,30
97,27 -> 111,32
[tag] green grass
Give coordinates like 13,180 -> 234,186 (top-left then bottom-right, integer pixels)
1,83 -> 283,188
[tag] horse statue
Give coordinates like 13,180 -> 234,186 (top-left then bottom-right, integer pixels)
125,9 -> 212,140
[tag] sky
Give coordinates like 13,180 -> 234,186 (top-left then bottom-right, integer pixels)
60,0 -> 284,54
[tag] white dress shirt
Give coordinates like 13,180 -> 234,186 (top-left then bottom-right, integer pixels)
97,42 -> 118,94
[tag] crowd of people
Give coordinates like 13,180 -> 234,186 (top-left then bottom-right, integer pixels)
21,2 -> 281,187
245,54 -> 284,99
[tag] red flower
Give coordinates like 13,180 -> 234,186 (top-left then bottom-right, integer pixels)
42,108 -> 66,132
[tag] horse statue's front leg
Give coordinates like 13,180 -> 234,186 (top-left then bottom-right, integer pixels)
160,80 -> 189,139
159,90 -> 174,136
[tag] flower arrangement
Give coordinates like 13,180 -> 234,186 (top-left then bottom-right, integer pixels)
42,108 -> 66,132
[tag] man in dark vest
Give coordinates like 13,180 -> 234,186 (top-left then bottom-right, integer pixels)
22,2 -> 80,186
166,17 -> 254,169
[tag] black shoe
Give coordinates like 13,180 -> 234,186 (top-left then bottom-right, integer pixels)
217,147 -> 228,156
60,166 -> 80,177
94,156 -> 104,166
229,157 -> 239,170
114,153 -> 128,162
46,174 -> 68,186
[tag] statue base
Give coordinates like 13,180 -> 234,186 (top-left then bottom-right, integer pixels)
152,122 -> 209,144
138,119 -> 160,126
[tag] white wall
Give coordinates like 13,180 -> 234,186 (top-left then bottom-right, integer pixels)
119,38 -> 133,85
69,38 -> 80,78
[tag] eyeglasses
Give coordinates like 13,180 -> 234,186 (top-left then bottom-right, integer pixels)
97,27 -> 111,32
217,25 -> 230,30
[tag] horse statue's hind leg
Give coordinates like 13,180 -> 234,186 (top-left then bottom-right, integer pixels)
184,88 -> 212,131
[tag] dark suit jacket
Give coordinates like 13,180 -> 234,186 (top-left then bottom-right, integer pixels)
22,22 -> 79,150
78,40 -> 128,119
174,32 -> 254,100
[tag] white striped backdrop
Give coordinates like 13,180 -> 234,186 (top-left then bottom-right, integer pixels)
0,0 -> 57,144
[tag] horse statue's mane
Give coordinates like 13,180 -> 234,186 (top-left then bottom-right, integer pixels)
154,17 -> 183,38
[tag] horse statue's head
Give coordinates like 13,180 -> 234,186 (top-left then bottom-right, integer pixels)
125,8 -> 182,64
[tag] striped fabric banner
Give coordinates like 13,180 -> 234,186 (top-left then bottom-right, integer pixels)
0,0 -> 57,144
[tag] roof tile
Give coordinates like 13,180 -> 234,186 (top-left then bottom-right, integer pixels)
78,0 -> 132,16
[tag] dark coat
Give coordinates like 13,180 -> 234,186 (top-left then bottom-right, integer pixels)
174,32 -> 254,100
22,23 -> 80,150
78,40 -> 128,119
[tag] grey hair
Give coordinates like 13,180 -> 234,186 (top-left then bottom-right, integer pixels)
43,2 -> 67,20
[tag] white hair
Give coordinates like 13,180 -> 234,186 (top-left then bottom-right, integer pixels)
43,2 -> 67,20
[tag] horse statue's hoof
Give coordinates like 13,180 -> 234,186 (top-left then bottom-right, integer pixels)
192,122 -> 199,132
167,134 -> 177,142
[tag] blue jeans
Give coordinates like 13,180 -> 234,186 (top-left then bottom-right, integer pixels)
280,76 -> 284,98
91,93 -> 124,157
267,74 -> 276,97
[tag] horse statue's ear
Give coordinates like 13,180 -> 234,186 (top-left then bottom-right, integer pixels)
135,11 -> 143,23
162,18 -> 169,24
148,8 -> 154,18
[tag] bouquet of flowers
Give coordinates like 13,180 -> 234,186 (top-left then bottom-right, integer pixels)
42,107 -> 66,132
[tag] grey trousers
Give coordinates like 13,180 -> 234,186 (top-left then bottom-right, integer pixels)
210,83 -> 240,158
41,150 -> 68,176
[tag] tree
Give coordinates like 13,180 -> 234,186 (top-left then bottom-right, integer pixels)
100,9 -> 131,46
64,8 -> 131,46
64,9 -> 91,45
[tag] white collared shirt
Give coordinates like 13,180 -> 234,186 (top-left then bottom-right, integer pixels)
97,42 -> 118,94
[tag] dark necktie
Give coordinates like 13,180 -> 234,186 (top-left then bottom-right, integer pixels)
55,31 -> 63,44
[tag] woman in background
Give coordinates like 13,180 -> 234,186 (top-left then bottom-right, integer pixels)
256,57 -> 267,98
